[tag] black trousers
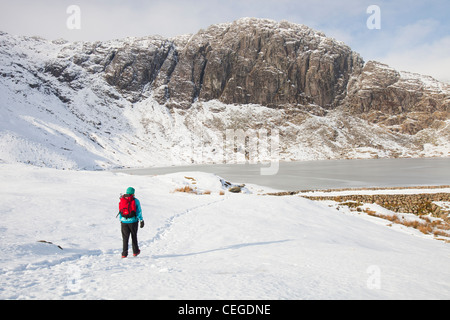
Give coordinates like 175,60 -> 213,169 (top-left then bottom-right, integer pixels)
121,222 -> 139,256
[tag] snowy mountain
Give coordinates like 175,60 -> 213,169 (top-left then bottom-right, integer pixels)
0,18 -> 449,170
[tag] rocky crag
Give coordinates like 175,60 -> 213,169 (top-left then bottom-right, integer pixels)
0,18 -> 449,169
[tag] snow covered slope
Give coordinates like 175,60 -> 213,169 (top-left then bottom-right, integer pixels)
1,163 -> 449,299
0,32 -> 174,169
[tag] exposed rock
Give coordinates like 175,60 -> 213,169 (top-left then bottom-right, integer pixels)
228,186 -> 242,193
345,61 -> 450,135
102,38 -> 178,103
90,18 -> 448,138
302,193 -> 450,216
160,18 -> 365,109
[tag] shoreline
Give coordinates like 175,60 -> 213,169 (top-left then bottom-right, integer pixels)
266,185 -> 450,196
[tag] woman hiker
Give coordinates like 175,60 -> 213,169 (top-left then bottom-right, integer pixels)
118,187 -> 144,258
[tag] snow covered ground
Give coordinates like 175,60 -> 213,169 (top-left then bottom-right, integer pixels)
0,163 -> 449,300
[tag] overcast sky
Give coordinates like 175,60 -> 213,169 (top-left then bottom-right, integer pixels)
0,0 -> 449,83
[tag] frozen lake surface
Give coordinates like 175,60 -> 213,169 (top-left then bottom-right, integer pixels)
117,158 -> 450,191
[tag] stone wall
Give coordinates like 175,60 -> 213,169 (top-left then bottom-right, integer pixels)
267,186 -> 450,216
303,193 -> 450,216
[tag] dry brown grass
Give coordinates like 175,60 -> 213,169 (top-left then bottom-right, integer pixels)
173,185 -> 195,193
173,186 -> 214,195
363,208 -> 450,242
434,230 -> 450,238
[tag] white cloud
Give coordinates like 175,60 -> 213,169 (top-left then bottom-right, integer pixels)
390,19 -> 440,49
0,0 -> 211,41
365,19 -> 450,83
381,35 -> 450,83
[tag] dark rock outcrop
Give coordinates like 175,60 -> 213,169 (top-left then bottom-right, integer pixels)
54,18 -> 447,126
164,19 -> 365,109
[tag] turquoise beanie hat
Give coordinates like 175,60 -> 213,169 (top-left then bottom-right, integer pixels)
126,187 -> 135,195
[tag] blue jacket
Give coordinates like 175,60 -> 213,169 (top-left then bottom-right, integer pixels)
119,197 -> 144,224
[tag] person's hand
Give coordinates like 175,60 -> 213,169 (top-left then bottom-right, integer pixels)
140,220 -> 145,228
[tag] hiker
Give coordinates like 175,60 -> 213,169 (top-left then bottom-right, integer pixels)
118,187 -> 144,258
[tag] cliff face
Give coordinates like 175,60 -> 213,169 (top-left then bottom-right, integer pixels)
346,61 -> 449,135
77,18 -> 449,135
91,19 -> 365,109
164,19 -> 364,109
0,19 -> 449,169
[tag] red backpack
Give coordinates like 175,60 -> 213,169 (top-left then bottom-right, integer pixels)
119,195 -> 137,219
